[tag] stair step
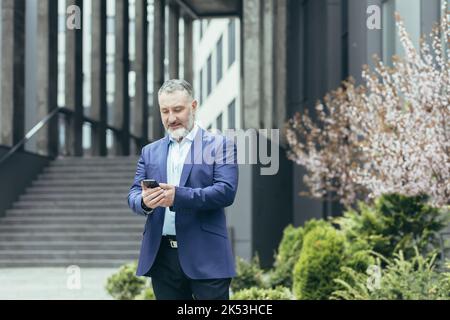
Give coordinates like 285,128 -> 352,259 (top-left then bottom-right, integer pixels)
37,172 -> 135,180
0,252 -> 139,261
44,166 -> 136,173
13,200 -> 128,209
0,241 -> 140,250
0,233 -> 143,242
25,186 -> 129,194
54,156 -> 138,160
32,179 -> 132,187
49,160 -> 138,168
0,208 -> 141,218
53,156 -> 138,161
19,193 -> 131,201
51,160 -> 138,166
0,217 -> 144,225
5,207 -> 137,213
0,225 -> 143,232
0,259 -> 136,268
4,211 -> 137,218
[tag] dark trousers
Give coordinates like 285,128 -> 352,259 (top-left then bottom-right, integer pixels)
148,236 -> 231,300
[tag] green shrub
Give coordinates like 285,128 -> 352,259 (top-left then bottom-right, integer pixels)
231,256 -> 265,292
344,248 -> 374,273
268,225 -> 303,288
332,249 -> 450,300
269,219 -> 329,289
293,224 -> 346,299
134,286 -> 156,300
105,261 -> 147,300
231,286 -> 293,300
334,194 -> 447,260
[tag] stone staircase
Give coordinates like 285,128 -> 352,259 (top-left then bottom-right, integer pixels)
0,157 -> 144,268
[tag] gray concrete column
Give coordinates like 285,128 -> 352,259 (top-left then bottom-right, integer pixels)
1,0 -> 26,149
183,16 -> 193,85
421,0 -> 440,37
262,0 -> 274,130
326,0 -> 343,90
274,0 -> 287,139
91,0 -> 107,156
168,3 -> 179,79
348,0 -> 382,82
240,0 -> 295,268
242,0 -> 262,129
36,0 -> 59,157
152,0 -> 166,140
114,0 -> 130,155
65,0 -> 84,156
134,0 -> 148,148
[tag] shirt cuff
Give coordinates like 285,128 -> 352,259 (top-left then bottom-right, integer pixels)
141,198 -> 154,215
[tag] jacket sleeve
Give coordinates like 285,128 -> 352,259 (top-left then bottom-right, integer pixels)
127,147 -> 148,216
172,138 -> 238,211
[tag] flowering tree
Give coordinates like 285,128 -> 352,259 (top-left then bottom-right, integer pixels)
285,79 -> 368,206
286,5 -> 449,207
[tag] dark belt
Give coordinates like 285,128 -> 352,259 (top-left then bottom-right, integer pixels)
162,235 -> 178,249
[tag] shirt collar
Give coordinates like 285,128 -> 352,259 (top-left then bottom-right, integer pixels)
169,123 -> 199,144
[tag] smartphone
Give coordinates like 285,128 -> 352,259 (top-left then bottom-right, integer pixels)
142,179 -> 159,189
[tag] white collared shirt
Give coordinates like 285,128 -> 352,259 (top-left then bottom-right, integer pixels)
162,124 -> 199,236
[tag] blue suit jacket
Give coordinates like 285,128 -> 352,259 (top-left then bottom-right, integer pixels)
127,128 -> 238,279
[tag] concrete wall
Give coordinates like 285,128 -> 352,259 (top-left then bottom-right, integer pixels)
0,146 -> 50,218
0,4 -> 2,134
25,0 -> 38,153
251,137 -> 293,268
226,164 -> 252,261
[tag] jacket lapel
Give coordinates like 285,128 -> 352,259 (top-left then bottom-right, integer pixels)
178,128 -> 204,187
158,135 -> 170,183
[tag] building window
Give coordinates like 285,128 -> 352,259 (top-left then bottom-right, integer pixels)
216,36 -> 223,84
228,19 -> 236,68
207,54 -> 212,96
216,113 -> 223,131
228,99 -> 236,129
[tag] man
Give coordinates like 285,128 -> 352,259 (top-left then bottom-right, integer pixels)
127,79 -> 238,300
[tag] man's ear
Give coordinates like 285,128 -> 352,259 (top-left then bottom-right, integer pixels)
191,99 -> 198,111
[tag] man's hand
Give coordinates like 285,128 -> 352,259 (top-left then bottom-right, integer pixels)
141,181 -> 165,209
156,183 -> 175,208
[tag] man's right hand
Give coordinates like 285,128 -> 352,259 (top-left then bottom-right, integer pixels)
141,181 -> 165,209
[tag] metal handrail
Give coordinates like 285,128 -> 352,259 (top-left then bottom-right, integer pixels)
0,107 -> 60,167
0,107 -> 146,167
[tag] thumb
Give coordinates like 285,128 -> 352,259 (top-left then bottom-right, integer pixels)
158,183 -> 170,189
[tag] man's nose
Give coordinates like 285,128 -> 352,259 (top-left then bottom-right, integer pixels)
168,113 -> 177,123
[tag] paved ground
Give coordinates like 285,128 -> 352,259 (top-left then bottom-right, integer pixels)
0,268 -> 120,300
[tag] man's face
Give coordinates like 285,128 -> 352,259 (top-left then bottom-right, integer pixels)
159,90 -> 197,140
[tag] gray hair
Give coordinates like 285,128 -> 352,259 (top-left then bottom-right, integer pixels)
158,79 -> 194,100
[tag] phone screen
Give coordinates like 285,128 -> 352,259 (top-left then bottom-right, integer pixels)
143,179 -> 159,188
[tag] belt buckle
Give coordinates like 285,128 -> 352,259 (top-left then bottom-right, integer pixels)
169,240 -> 178,248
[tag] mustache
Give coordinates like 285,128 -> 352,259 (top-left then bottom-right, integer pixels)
167,123 -> 183,129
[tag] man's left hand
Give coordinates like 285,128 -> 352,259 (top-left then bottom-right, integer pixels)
156,183 -> 175,207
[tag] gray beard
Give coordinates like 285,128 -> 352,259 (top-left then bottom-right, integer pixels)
167,111 -> 195,141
